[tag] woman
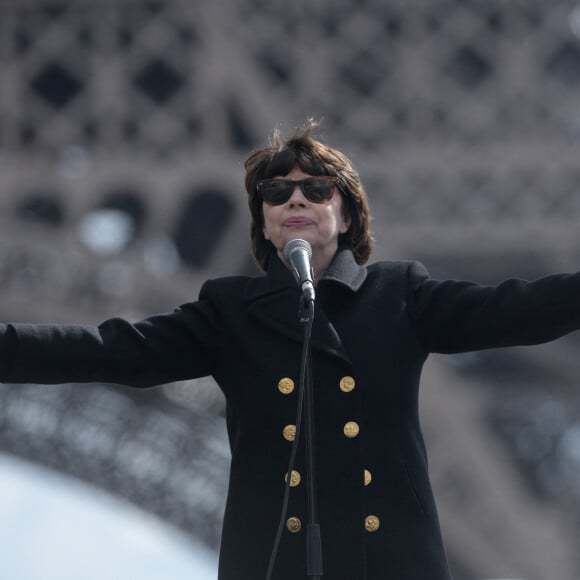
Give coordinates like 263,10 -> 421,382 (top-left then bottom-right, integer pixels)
2,124 -> 580,579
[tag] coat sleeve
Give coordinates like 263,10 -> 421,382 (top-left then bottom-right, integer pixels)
405,261 -> 580,354
0,279 -> 223,387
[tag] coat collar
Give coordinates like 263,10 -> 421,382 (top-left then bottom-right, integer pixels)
244,246 -> 367,366
318,244 -> 368,292
245,244 -> 368,300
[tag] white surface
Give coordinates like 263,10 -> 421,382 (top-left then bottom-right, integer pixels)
0,452 -> 218,579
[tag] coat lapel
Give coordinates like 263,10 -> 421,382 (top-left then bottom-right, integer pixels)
244,247 -> 367,367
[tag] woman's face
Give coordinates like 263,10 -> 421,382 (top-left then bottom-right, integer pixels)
262,166 -> 351,262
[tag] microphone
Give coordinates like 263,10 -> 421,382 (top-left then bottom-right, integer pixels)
283,239 -> 315,302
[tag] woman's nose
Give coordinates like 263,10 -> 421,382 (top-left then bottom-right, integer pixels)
288,185 -> 307,205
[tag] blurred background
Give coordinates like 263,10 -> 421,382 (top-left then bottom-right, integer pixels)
1,0 -> 580,578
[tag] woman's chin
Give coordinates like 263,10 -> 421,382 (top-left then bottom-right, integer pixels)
283,232 -> 316,246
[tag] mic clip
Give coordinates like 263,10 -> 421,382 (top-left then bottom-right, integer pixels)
298,295 -> 312,323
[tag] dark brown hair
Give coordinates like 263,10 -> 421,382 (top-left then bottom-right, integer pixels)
244,122 -> 373,271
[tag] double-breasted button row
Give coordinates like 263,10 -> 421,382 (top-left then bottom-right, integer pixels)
277,379 -> 301,532
340,377 -> 360,442
286,515 -> 379,534
339,376 -> 379,532
278,377 -> 378,535
278,377 -> 297,447
281,375 -> 355,394
279,378 -> 296,443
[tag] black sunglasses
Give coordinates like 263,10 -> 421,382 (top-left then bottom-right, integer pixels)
256,176 -> 339,205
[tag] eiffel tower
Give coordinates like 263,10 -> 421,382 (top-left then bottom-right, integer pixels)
1,2 -> 580,577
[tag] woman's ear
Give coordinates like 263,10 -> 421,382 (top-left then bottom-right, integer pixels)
261,206 -> 270,240
340,209 -> 352,234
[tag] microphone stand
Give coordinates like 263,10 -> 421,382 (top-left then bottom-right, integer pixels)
298,297 -> 323,579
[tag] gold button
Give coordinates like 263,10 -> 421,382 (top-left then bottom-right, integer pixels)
339,376 -> 356,392
283,424 -> 296,442
343,421 -> 360,438
364,469 -> 372,486
286,516 -> 302,533
365,515 -> 380,532
285,470 -> 301,487
278,378 -> 295,394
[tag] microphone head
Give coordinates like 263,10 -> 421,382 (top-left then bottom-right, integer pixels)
283,239 -> 312,261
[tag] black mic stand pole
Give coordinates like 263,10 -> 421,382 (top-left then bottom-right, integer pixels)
299,297 -> 323,579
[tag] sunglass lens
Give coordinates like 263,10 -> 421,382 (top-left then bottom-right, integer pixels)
260,180 -> 293,204
303,178 -> 333,202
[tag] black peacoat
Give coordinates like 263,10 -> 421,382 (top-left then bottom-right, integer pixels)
2,246 -> 580,579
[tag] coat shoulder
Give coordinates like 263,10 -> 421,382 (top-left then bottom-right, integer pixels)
366,259 -> 429,286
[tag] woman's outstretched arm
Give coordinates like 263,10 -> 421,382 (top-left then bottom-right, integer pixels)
0,280 -> 223,388
406,261 -> 580,354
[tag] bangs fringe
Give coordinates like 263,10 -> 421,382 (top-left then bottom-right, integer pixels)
263,139 -> 333,179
